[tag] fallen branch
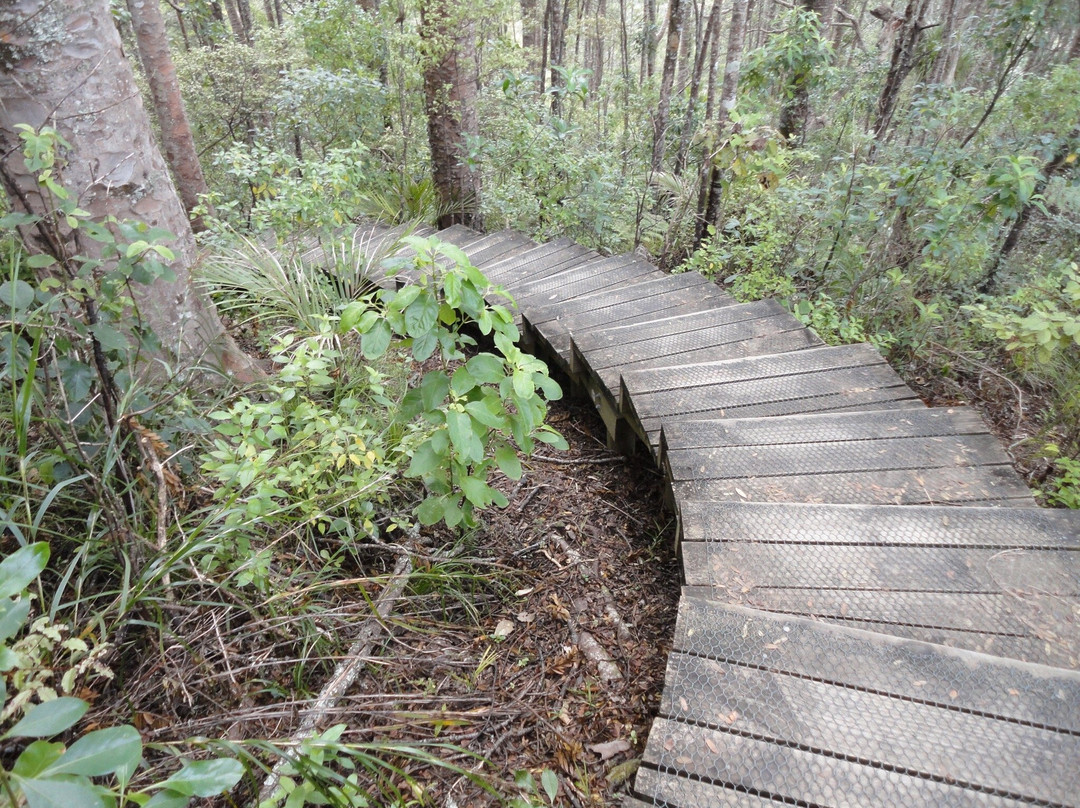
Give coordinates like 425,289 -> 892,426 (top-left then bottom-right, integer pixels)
532,453 -> 624,466
258,553 -> 413,803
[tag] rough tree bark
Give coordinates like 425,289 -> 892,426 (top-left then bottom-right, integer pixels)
929,0 -> 964,85
675,0 -> 721,175
871,0 -> 931,142
522,0 -> 541,74
126,0 -> 212,231
420,0 -> 483,229
696,0 -> 750,247
0,0 -> 262,381
651,0 -> 685,172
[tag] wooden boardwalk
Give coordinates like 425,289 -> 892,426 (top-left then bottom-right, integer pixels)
362,224 -> 1080,806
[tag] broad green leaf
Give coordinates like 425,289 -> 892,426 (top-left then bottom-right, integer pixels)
446,410 -> 484,464
403,293 -> 438,336
361,319 -> 392,359
139,789 -> 190,808
536,374 -> 563,401
338,301 -> 366,332
13,741 -> 65,778
391,284 -> 421,311
541,768 -> 559,802
158,758 -> 243,798
13,774 -> 103,808
495,445 -> 522,480
406,441 -> 444,478
465,399 -> 508,430
416,496 -> 445,526
1,278 -> 36,309
459,476 -> 498,507
512,369 -> 533,399
5,698 -> 88,739
25,254 -> 56,270
465,353 -> 505,384
411,330 -> 437,361
0,542 -> 50,598
451,365 -> 477,395
534,428 -> 569,451
45,726 -> 142,776
420,371 -> 450,411
0,596 -> 31,643
88,322 -> 129,355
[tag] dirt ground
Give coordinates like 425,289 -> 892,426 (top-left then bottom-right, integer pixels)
340,398 -> 681,806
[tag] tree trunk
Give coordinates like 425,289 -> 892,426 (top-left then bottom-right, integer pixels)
675,0 -> 720,175
420,0 -> 483,229
871,0 -> 930,142
651,0 -> 685,172
522,0 -> 541,74
549,0 -> 572,115
222,0 -> 247,43
641,0 -> 657,81
126,0 -> 212,231
235,0 -> 255,42
929,0 -> 962,85
584,0 -> 605,96
778,0 -> 830,144
0,0 -> 261,381
696,0 -> 750,247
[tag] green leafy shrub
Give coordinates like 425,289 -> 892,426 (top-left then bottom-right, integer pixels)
342,235 -> 567,528
0,545 -> 244,808
965,263 -> 1080,366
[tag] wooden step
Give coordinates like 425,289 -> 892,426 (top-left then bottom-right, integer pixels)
634,597 -> 1080,808
662,408 -> 1034,506
571,300 -> 823,400
431,223 -> 482,246
459,228 -> 537,267
480,238 -> 597,291
526,274 -> 735,364
512,254 -> 657,310
675,501 -> 1080,666
622,343 -> 920,451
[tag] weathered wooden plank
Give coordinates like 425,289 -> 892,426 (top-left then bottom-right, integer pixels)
680,541 -> 1080,593
431,223 -> 481,246
577,311 -> 815,379
666,433 -> 1013,481
481,239 -> 596,289
630,363 -> 916,435
527,270 -> 731,326
668,466 -> 1036,506
633,767 -> 794,808
464,231 -> 537,267
655,653 -> 1080,805
642,717 -> 1035,808
532,293 -> 737,363
591,328 -> 826,386
672,597 -> 1080,729
678,586 -> 1080,668
622,343 -> 887,398
510,254 -> 648,299
575,299 -> 790,352
676,500 -> 1080,546
660,408 -> 987,454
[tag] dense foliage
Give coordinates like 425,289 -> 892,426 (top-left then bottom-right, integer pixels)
2,0 -> 1080,803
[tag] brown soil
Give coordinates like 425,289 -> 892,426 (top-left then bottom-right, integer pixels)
343,399 -> 681,806
119,397 -> 679,807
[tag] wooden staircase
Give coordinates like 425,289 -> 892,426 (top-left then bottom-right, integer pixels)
357,223 -> 1080,806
